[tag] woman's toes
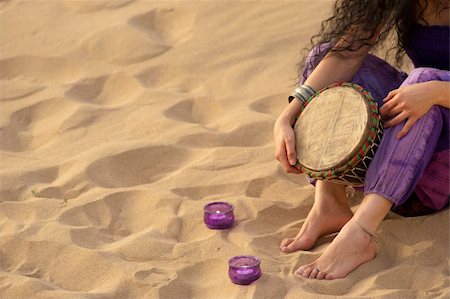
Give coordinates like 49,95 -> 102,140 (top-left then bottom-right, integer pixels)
281,236 -> 316,252
316,271 -> 326,280
280,246 -> 290,253
280,239 -> 297,253
296,265 -> 326,280
308,267 -> 319,279
280,238 -> 293,250
282,242 -> 301,253
324,273 -> 335,280
295,265 -> 306,276
302,266 -> 314,278
281,238 -> 308,253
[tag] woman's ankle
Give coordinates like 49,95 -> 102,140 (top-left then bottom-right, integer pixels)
315,181 -> 348,205
353,193 -> 393,234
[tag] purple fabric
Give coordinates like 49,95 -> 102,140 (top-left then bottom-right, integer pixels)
414,150 -> 450,210
405,24 -> 450,71
301,43 -> 450,210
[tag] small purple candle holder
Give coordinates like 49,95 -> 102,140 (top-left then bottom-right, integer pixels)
204,202 -> 235,229
228,256 -> 262,285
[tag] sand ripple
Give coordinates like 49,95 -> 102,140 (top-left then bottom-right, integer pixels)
0,56 -> 84,84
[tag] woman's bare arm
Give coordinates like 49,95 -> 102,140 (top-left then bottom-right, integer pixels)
274,26 -> 382,171
434,81 -> 450,108
282,48 -> 371,125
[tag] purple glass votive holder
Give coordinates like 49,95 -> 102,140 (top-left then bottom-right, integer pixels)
228,256 -> 262,285
204,202 -> 235,229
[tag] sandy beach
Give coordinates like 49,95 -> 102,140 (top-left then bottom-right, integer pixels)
0,1 -> 449,298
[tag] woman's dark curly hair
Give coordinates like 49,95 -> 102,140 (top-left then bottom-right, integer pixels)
298,0 -> 449,78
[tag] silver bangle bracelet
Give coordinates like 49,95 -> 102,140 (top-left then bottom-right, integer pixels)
288,85 -> 317,104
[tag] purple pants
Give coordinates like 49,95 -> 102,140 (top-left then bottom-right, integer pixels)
302,44 -> 450,210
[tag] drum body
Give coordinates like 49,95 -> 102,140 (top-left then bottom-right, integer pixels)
293,83 -> 383,187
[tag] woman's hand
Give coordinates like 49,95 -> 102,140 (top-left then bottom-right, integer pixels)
274,109 -> 301,174
379,81 -> 442,139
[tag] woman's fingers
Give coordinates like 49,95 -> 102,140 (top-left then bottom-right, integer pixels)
383,110 -> 416,139
384,111 -> 407,128
382,89 -> 398,103
396,117 -> 416,139
274,122 -> 300,174
382,103 -> 403,119
284,134 -> 297,166
275,141 -> 300,174
379,95 -> 398,117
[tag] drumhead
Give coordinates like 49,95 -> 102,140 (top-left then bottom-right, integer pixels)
294,85 -> 371,171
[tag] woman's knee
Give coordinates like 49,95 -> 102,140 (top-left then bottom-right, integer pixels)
419,105 -> 443,131
382,105 -> 443,153
402,67 -> 449,86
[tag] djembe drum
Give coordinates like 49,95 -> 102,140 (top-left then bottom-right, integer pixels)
293,82 -> 383,187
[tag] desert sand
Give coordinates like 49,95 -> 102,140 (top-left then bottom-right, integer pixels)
0,1 -> 448,298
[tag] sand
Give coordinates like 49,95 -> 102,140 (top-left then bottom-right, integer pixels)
0,1 -> 448,298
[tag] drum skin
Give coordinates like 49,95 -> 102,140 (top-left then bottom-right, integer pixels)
293,82 -> 383,187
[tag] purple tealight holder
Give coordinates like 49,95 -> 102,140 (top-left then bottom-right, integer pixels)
228,255 -> 262,285
204,202 -> 235,229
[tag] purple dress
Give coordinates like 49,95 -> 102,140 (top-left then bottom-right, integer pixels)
301,24 -> 450,212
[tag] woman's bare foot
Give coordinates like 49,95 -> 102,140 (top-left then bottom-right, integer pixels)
279,189 -> 353,252
295,219 -> 376,280
280,181 -> 353,253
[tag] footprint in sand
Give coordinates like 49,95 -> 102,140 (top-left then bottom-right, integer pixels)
128,7 -> 196,46
60,189 -> 218,251
0,165 -> 59,201
249,92 -> 286,117
0,237 -> 125,293
0,199 -> 58,235
59,190 -> 209,251
59,191 -> 158,248
80,7 -> 195,65
136,65 -> 205,93
65,72 -> 142,107
80,24 -> 167,65
163,96 -> 223,126
0,56 -> 84,84
164,100 -> 197,124
85,145 -> 191,188
0,97 -> 78,152
36,177 -> 91,202
60,191 -> 151,230
136,64 -> 219,126
135,268 -> 176,287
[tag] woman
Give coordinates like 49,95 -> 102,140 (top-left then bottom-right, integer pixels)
274,0 -> 449,280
